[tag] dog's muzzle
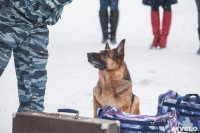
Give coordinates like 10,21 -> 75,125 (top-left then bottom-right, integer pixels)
87,53 -> 107,70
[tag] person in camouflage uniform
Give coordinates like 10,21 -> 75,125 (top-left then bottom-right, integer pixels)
0,0 -> 72,112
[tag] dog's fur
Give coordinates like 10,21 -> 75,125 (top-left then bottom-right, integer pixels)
87,39 -> 140,118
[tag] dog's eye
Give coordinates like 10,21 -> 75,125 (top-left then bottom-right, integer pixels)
102,51 -> 108,56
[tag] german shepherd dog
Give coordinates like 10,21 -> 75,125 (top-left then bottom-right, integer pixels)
87,39 -> 140,118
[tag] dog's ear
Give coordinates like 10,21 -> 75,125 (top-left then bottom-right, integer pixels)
105,42 -> 110,50
117,39 -> 125,55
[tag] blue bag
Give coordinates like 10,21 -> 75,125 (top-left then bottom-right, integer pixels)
98,105 -> 178,133
157,90 -> 200,132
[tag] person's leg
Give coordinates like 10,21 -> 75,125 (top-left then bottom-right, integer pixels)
110,0 -> 119,12
151,6 -> 159,11
14,25 -> 49,112
150,6 -> 160,48
195,0 -> 200,55
110,0 -> 119,44
100,0 -> 109,11
0,3 -> 22,76
0,45 -> 12,76
99,0 -> 109,43
163,5 -> 171,11
196,0 -> 200,29
13,47 -> 33,111
158,5 -> 172,48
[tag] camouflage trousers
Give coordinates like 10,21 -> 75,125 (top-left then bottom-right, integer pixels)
0,4 -> 49,112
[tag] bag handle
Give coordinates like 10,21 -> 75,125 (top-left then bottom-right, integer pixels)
177,94 -> 200,104
185,94 -> 199,102
57,109 -> 79,119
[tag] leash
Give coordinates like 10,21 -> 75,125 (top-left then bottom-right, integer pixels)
130,93 -> 135,107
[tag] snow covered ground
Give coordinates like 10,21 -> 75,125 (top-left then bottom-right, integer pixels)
0,0 -> 200,132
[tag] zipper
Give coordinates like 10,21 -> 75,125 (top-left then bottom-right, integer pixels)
177,112 -> 200,117
162,102 -> 200,112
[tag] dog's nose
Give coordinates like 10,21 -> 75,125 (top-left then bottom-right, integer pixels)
87,53 -> 92,58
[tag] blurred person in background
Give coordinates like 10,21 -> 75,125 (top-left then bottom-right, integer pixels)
143,0 -> 177,49
99,0 -> 119,44
196,0 -> 200,55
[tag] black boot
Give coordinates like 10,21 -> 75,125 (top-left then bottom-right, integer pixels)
99,11 -> 109,43
198,28 -> 200,55
110,11 -> 119,44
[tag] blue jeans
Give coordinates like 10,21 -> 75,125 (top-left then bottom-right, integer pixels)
100,0 -> 119,12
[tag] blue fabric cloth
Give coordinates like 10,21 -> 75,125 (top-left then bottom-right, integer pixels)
11,0 -> 72,25
157,90 -> 200,132
143,0 -> 177,7
0,3 -> 49,112
97,106 -> 178,133
100,0 -> 119,12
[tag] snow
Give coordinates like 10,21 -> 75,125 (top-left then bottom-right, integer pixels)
0,0 -> 200,132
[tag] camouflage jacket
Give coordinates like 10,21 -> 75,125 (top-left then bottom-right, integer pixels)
11,0 -> 72,25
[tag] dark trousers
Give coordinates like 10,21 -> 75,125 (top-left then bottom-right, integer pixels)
100,0 -> 119,12
151,5 -> 171,11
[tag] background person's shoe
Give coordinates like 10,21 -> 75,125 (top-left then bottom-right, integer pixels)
99,11 -> 109,44
110,11 -> 119,44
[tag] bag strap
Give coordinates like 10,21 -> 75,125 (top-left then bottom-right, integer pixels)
101,116 -> 167,126
102,116 -> 168,133
177,94 -> 200,105
185,94 -> 200,103
163,102 -> 200,112
158,90 -> 175,105
97,108 -> 104,118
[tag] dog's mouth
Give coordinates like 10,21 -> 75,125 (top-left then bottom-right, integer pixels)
87,53 -> 107,70
90,60 -> 106,70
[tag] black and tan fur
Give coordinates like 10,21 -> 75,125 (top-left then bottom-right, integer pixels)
87,39 -> 140,118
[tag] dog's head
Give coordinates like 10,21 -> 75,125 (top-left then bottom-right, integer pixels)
87,39 -> 125,71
